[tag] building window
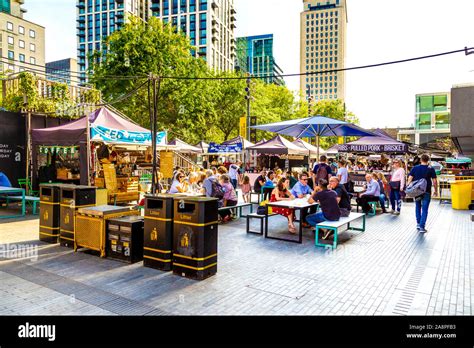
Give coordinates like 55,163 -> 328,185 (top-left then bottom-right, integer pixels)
7,36 -> 13,45
19,54 -> 25,62
416,113 -> 431,130
30,57 -> 36,65
435,113 -> 450,129
7,21 -> 13,31
19,40 -> 25,48
8,50 -> 14,59
19,26 -> 25,35
29,29 -> 36,38
30,43 -> 36,52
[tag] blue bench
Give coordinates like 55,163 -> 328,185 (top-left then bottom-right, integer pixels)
5,196 -> 40,215
315,212 -> 366,250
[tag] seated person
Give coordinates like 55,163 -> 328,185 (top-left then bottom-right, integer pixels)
169,172 -> 189,194
306,179 -> 341,239
261,171 -> 275,200
270,177 -> 297,234
253,170 -> 266,194
290,172 -> 315,227
328,176 -> 351,211
356,173 -> 386,214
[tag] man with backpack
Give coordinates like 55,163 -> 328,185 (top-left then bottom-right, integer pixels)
202,169 -> 225,207
312,155 -> 333,190
406,154 -> 438,233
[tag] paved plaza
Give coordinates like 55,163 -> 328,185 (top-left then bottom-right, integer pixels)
0,202 -> 473,316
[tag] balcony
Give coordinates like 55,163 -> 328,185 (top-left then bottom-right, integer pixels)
230,7 -> 236,14
116,11 -> 124,18
76,22 -> 86,30
212,27 -> 219,34
76,1 -> 85,9
78,45 -> 86,51
212,36 -> 219,43
78,16 -> 85,23
231,23 -> 236,29
211,1 -> 218,10
230,14 -> 236,22
150,2 -> 160,10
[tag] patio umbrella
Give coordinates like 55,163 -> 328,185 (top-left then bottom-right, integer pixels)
251,115 -> 376,159
292,138 -> 326,158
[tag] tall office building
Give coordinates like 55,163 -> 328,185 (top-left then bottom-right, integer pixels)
236,34 -> 284,86
0,0 -> 45,74
150,0 -> 236,71
76,0 -> 150,84
300,0 -> 347,102
77,0 -> 236,84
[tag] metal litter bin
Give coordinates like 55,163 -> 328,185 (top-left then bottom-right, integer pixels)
143,194 -> 174,271
60,185 -> 96,248
39,184 -> 70,243
172,197 -> 219,280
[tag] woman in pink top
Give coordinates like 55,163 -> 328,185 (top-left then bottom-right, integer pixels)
389,159 -> 406,215
219,174 -> 238,222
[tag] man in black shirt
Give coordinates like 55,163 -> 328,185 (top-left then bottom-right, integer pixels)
253,170 -> 266,194
328,177 -> 351,211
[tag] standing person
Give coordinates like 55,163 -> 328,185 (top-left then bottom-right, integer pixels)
329,158 -> 338,174
389,159 -> 406,215
219,175 -> 238,222
228,161 -> 241,189
407,154 -> 438,233
373,173 -> 388,213
312,155 -> 333,185
270,178 -> 297,234
290,172 -> 315,228
306,179 -> 341,239
336,159 -> 349,190
239,175 -> 251,203
356,174 -> 382,214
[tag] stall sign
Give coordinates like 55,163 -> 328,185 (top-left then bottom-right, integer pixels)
239,117 -> 246,137
280,155 -> 305,160
338,144 -> 408,153
91,125 -> 167,145
208,142 -> 243,154
160,151 -> 174,179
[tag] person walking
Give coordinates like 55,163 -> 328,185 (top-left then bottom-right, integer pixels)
389,159 -> 406,215
407,154 -> 438,233
219,174 -> 238,222
356,173 -> 382,214
239,175 -> 251,203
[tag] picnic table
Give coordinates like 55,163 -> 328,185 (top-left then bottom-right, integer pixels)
0,186 -> 26,218
265,197 -> 318,244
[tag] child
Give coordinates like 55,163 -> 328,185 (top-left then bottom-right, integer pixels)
219,174 -> 238,222
239,175 -> 251,203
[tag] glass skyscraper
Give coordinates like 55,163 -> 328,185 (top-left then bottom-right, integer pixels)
300,0 -> 347,102
236,34 -> 284,86
77,0 -> 236,84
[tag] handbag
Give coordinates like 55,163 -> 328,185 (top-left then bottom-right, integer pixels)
389,181 -> 401,190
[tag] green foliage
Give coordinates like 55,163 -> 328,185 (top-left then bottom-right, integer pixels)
0,72 -> 100,118
91,16 -> 358,147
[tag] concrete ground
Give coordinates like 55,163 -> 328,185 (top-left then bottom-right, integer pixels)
0,201 -> 473,315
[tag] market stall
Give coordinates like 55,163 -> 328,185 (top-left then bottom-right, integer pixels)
247,135 -> 308,171
32,107 -> 168,204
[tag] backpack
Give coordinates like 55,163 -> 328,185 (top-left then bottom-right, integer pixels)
315,164 -> 329,183
211,179 -> 225,200
405,166 -> 431,198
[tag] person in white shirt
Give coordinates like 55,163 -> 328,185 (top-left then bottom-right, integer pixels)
336,159 -> 349,185
228,161 -> 241,189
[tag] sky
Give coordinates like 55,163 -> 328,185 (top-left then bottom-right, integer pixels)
24,0 -> 474,129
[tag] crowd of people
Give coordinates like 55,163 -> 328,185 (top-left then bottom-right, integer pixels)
153,153 -> 439,233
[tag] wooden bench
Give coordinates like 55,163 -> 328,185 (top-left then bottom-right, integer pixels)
5,196 -> 40,215
246,212 -> 278,235
315,212 -> 366,250
218,202 -> 253,218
